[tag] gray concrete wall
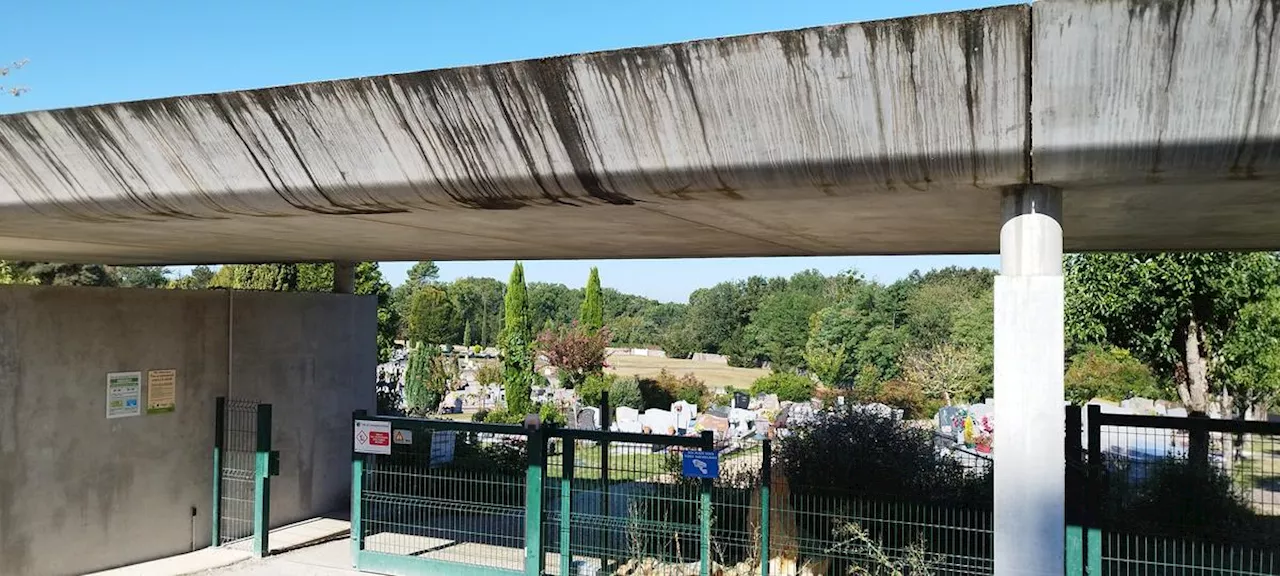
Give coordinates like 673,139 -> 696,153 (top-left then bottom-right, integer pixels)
0,286 -> 375,576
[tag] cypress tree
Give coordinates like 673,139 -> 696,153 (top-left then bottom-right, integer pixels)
580,267 -> 604,333
403,342 -> 431,414
501,263 -> 534,415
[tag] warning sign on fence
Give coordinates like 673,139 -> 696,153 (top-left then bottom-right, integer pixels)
354,420 -> 392,455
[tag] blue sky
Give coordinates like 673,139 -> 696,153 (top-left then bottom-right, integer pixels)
5,0 -> 1004,302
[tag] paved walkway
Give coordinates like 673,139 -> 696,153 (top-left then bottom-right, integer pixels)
198,539 -> 359,575
86,517 -> 354,576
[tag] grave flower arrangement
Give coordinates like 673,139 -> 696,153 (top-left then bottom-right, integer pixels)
975,415 -> 994,453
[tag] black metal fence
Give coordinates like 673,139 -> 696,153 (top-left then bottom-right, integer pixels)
1069,405 -> 1280,575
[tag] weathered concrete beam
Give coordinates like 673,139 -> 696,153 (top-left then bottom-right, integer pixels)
0,0 -> 1277,264
0,6 -> 1028,263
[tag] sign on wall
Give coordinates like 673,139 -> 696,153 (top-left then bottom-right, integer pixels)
354,420 -> 392,455
146,369 -> 177,414
106,371 -> 142,419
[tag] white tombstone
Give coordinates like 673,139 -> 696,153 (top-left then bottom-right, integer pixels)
642,409 -> 677,434
616,406 -> 640,424
1166,407 -> 1189,418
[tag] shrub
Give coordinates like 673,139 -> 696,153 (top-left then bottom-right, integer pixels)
536,321 -> 610,388
776,408 -> 991,506
874,379 -> 928,419
482,403 -> 566,427
577,372 -> 612,407
1065,346 -> 1161,405
475,363 -> 503,386
749,371 -> 816,402
1101,456 -> 1261,544
404,343 -> 447,415
608,376 -> 643,410
637,369 -> 709,409
777,409 -> 992,568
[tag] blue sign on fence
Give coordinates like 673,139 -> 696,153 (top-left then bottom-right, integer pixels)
681,450 -> 720,479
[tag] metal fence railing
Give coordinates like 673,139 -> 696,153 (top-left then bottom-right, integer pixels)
350,407 -> 1280,576
349,412 -> 992,576
1072,405 -> 1280,576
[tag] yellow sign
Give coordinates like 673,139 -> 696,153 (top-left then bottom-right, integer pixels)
147,369 -> 177,414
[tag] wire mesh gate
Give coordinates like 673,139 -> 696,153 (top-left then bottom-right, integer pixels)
1068,405 -> 1280,576
212,397 -> 277,557
349,413 -> 715,576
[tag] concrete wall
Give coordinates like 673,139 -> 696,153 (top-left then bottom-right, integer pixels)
0,286 -> 375,576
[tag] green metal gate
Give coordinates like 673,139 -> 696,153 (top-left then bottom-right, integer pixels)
349,412 -> 715,576
212,397 -> 278,557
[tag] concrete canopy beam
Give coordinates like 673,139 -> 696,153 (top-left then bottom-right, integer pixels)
0,6 -> 1029,264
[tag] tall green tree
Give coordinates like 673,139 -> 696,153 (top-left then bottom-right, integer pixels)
747,287 -> 825,371
528,281 -> 581,331
1066,252 -> 1280,414
580,267 -> 604,332
502,263 -> 534,415
403,343 -> 446,415
390,261 -> 441,336
406,286 -> 459,345
406,261 -> 440,286
1215,288 -> 1280,418
449,277 -> 506,347
806,277 -> 909,389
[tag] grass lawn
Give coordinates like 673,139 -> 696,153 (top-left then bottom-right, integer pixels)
547,443 -> 677,481
605,354 -> 768,393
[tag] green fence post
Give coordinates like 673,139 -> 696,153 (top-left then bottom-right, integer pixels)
253,403 -> 273,558
699,431 -> 714,576
211,397 -> 226,548
559,438 -> 574,576
1065,405 -> 1084,576
598,391 -> 611,573
525,427 -> 546,576
760,439 -> 771,576
1086,404 -> 1102,575
351,410 -> 366,567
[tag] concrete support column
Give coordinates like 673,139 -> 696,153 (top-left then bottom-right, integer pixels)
333,261 -> 356,294
994,185 -> 1064,576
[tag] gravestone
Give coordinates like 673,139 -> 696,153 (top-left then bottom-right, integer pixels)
733,391 -> 750,409
577,407 -> 600,430
707,405 -> 731,418
937,406 -> 962,435
754,394 -> 781,411
1121,397 -> 1156,414
697,414 -> 730,437
1166,407 -> 1189,418
642,409 -> 677,435
615,407 -> 643,433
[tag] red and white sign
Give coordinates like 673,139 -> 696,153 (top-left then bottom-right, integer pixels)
354,419 -> 392,455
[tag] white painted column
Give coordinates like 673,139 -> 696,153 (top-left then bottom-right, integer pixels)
994,185 -> 1064,576
334,261 -> 356,294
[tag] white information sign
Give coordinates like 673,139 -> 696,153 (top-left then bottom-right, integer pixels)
393,429 -> 413,445
430,431 -> 456,467
354,420 -> 392,455
107,371 -> 142,419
